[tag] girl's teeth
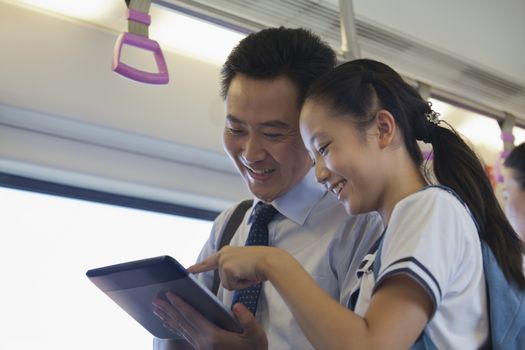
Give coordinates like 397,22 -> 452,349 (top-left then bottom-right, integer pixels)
333,181 -> 345,194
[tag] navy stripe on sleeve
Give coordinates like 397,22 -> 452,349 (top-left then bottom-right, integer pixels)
383,257 -> 442,298
374,268 -> 438,314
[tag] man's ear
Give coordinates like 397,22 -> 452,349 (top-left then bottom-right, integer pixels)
375,110 -> 396,148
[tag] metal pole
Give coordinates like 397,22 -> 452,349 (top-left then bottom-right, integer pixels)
500,113 -> 516,153
339,0 -> 361,60
417,82 -> 432,101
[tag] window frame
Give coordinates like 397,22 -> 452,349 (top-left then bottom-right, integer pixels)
0,171 -> 219,221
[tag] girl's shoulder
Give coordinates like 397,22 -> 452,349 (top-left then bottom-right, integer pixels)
394,186 -> 472,220
387,186 -> 479,248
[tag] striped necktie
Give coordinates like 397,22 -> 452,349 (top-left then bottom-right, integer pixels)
231,202 -> 278,315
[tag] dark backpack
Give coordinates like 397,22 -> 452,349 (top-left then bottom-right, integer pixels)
211,199 -> 253,295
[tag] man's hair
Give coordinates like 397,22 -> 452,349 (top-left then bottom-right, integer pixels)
221,27 -> 336,105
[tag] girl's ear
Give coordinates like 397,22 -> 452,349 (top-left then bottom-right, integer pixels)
375,110 -> 396,149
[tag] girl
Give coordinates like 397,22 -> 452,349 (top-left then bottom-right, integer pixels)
188,59 -> 525,349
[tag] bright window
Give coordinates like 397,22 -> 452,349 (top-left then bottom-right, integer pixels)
0,186 -> 213,350
514,126 -> 525,145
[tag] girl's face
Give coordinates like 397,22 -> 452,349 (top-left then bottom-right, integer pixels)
300,100 -> 384,215
503,167 -> 525,240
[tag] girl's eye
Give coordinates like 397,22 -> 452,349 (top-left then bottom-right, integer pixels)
318,143 -> 330,156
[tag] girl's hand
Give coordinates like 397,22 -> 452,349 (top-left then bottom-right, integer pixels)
188,246 -> 288,290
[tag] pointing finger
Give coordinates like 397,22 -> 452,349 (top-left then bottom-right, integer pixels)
187,253 -> 219,274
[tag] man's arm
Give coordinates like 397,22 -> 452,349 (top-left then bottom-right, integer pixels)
152,209 -> 226,349
153,202 -> 259,349
153,292 -> 267,350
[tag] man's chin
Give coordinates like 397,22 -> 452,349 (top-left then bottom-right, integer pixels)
249,186 -> 279,203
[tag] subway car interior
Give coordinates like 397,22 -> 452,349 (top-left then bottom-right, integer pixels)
1,0 -> 524,348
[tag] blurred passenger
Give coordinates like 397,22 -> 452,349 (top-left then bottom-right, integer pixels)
504,142 -> 525,240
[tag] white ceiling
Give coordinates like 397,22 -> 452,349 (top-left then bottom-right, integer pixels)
348,0 -> 525,85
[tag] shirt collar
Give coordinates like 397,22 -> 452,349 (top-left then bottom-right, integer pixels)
252,168 -> 326,226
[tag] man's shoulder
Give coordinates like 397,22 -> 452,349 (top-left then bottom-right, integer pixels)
210,199 -> 254,244
215,199 -> 254,224
196,199 -> 254,265
313,192 -> 346,215
314,192 -> 379,223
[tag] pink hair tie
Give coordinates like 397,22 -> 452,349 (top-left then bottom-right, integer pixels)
422,150 -> 434,160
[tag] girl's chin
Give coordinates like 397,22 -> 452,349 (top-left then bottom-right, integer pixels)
342,200 -> 354,215
343,199 -> 368,216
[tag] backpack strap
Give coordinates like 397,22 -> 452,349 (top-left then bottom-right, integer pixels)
211,199 -> 253,295
371,235 -> 384,280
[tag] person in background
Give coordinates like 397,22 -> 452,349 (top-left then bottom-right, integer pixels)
504,142 -> 525,241
190,59 -> 525,349
152,28 -> 383,349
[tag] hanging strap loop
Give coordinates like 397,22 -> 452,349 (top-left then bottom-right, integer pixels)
112,0 -> 169,84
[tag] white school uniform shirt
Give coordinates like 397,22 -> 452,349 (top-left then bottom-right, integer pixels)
196,168 -> 383,350
349,187 -> 488,349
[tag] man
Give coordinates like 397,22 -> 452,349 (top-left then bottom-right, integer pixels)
153,27 -> 383,349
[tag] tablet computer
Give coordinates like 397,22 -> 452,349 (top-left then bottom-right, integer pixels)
86,255 -> 243,339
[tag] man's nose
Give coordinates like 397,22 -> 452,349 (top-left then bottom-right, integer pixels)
241,135 -> 266,163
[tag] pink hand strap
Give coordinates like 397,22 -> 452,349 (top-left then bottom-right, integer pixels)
112,0 -> 169,84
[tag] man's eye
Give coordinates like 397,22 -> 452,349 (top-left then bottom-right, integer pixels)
227,127 -> 244,135
264,133 -> 284,139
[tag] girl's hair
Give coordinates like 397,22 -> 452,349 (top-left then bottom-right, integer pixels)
306,59 -> 525,288
504,142 -> 525,190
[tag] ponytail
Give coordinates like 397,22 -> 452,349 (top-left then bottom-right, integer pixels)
431,126 -> 525,288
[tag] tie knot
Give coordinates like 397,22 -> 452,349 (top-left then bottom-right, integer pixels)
251,202 -> 278,226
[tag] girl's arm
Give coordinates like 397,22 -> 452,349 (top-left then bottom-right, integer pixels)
189,246 -> 433,350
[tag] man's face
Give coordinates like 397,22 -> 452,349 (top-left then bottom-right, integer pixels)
223,74 -> 312,202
